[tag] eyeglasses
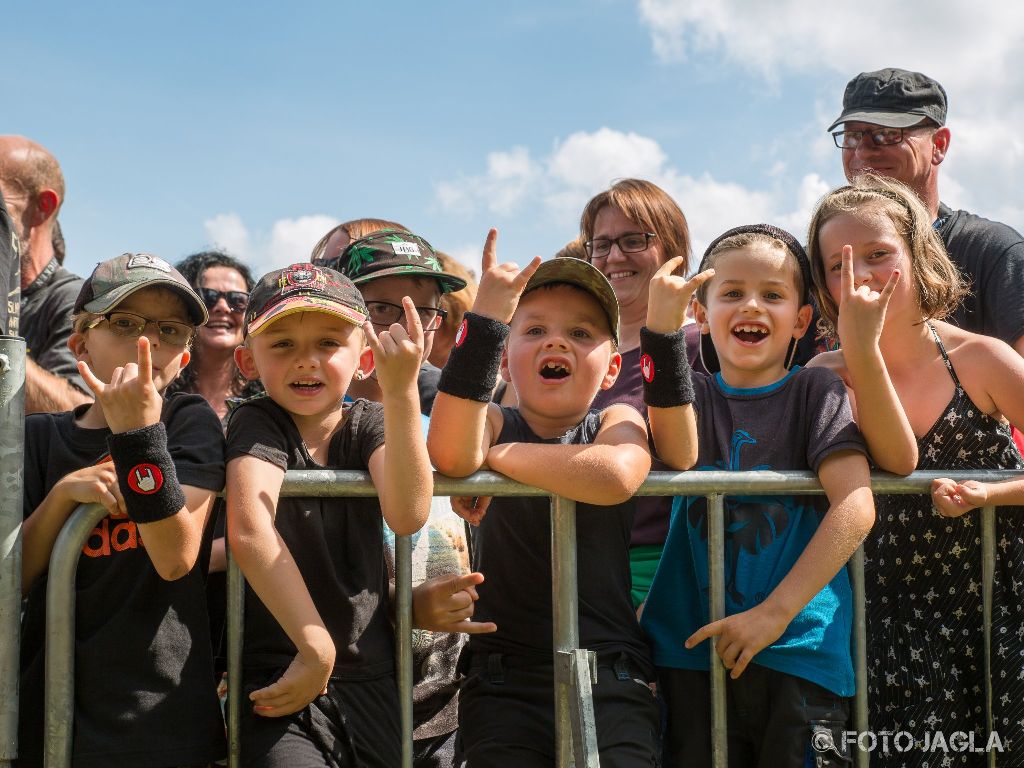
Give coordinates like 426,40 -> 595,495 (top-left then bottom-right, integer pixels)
365,300 -> 447,330
832,127 -> 907,149
86,311 -> 196,347
585,232 -> 657,260
199,287 -> 249,313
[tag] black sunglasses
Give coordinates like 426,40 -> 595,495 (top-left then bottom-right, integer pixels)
199,287 -> 249,313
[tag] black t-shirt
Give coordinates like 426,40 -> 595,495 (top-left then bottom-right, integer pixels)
938,203 -> 1024,346
418,362 -> 441,415
21,258 -> 86,392
19,394 -> 226,768
225,396 -> 394,679
469,407 -> 653,676
0,194 -> 18,336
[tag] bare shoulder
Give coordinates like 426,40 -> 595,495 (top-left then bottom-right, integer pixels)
599,401 -> 646,427
805,350 -> 850,382
940,322 -> 1023,380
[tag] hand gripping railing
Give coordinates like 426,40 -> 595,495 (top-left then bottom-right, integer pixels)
43,469 -> 1017,768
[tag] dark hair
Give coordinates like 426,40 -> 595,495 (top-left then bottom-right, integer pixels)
165,250 -> 261,400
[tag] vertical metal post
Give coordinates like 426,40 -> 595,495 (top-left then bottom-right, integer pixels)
850,545 -> 870,768
44,503 -> 109,768
707,494 -> 728,768
551,494 -> 598,767
226,540 -> 244,768
0,336 -> 25,767
394,533 -> 414,768
981,506 -> 996,768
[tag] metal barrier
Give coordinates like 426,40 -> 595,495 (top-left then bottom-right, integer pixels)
41,468 -> 1017,768
0,337 -> 26,768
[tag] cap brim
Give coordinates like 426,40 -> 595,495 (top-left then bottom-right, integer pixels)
247,295 -> 367,336
84,279 -> 209,325
351,265 -> 468,294
827,110 -> 931,132
523,259 -> 619,344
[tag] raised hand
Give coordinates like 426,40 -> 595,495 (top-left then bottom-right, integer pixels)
412,572 -> 498,634
646,256 -> 715,334
931,478 -> 988,517
78,336 -> 163,434
471,228 -> 543,323
837,246 -> 899,357
362,296 -> 425,396
685,602 -> 789,679
249,649 -> 332,717
56,463 -> 126,517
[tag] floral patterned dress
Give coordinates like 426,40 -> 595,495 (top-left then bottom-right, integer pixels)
865,326 -> 1024,766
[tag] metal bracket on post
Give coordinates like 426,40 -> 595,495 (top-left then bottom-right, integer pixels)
556,648 -> 599,767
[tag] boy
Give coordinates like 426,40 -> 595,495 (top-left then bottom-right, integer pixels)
226,262 -> 432,766
638,224 -> 875,767
332,228 -> 488,766
19,252 -> 226,767
427,230 -> 660,767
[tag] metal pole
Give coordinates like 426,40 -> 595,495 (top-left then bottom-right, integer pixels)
552,494 -> 579,768
707,494 -> 728,768
44,502 -> 108,768
981,505 -> 996,768
394,533 -> 414,768
226,539 -> 244,768
0,336 -> 25,767
850,545 -> 870,768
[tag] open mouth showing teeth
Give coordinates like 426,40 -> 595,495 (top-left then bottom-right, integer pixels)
291,381 -> 323,391
540,362 -> 570,380
732,325 -> 769,343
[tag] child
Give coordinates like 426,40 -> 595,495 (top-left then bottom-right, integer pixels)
639,225 -> 875,768
806,174 -> 1024,763
427,230 -> 660,767
331,228 -> 487,767
225,262 -> 432,766
18,252 -> 226,767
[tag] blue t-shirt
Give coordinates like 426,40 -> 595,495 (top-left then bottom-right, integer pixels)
641,366 -> 866,696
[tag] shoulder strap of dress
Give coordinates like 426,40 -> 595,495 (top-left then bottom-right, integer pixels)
927,322 -> 962,388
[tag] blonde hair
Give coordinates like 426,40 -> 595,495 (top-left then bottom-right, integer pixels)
310,217 -> 409,264
807,174 -> 967,339
579,179 -> 691,274
554,237 -> 588,261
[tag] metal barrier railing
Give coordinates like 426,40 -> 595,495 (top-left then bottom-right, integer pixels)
41,468 -> 1017,768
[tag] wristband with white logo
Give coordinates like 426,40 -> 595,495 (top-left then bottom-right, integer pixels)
437,312 -> 510,402
107,423 -> 186,525
640,326 -> 695,407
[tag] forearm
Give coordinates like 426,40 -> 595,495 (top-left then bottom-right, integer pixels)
488,442 -> 649,504
981,477 -> 1024,507
763,486 -> 874,622
25,358 -> 91,414
844,348 -> 917,474
135,487 -> 214,581
427,391 -> 491,476
648,404 -> 698,470
21,491 -> 76,594
379,386 -> 433,535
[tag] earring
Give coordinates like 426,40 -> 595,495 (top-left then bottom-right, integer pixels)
354,371 -> 365,380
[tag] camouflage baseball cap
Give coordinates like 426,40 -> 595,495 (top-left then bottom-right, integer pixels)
522,258 -> 620,345
74,253 -> 208,325
336,230 -> 468,294
245,263 -> 367,336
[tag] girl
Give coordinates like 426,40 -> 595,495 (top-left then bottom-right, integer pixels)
807,174 -> 1024,764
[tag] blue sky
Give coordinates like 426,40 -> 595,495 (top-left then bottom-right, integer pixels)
5,1 -> 1022,281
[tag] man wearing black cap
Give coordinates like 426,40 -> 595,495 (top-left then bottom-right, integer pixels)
829,68 -> 1024,355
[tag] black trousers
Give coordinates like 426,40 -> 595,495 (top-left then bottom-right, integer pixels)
658,666 -> 851,768
458,653 -> 660,767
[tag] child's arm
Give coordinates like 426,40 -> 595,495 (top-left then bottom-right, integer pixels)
486,403 -> 652,505
79,337 -> 216,580
21,463 -> 125,593
411,572 -> 497,634
686,449 -> 874,678
643,256 -> 715,470
832,246 -> 917,475
428,229 -> 541,476
363,297 -> 433,535
226,454 -> 335,717
932,476 -> 1024,517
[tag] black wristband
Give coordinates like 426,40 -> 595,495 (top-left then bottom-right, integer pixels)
437,312 -> 510,402
107,423 -> 186,525
639,326 -> 695,407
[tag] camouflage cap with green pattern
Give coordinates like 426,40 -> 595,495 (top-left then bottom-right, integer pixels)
74,252 -> 208,325
522,258 -> 620,345
336,230 -> 468,294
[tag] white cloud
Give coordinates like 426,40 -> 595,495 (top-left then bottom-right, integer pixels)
436,146 -> 541,217
436,127 -> 829,265
203,213 -> 339,278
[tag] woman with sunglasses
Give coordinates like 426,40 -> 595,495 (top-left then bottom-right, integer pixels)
167,250 -> 262,420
